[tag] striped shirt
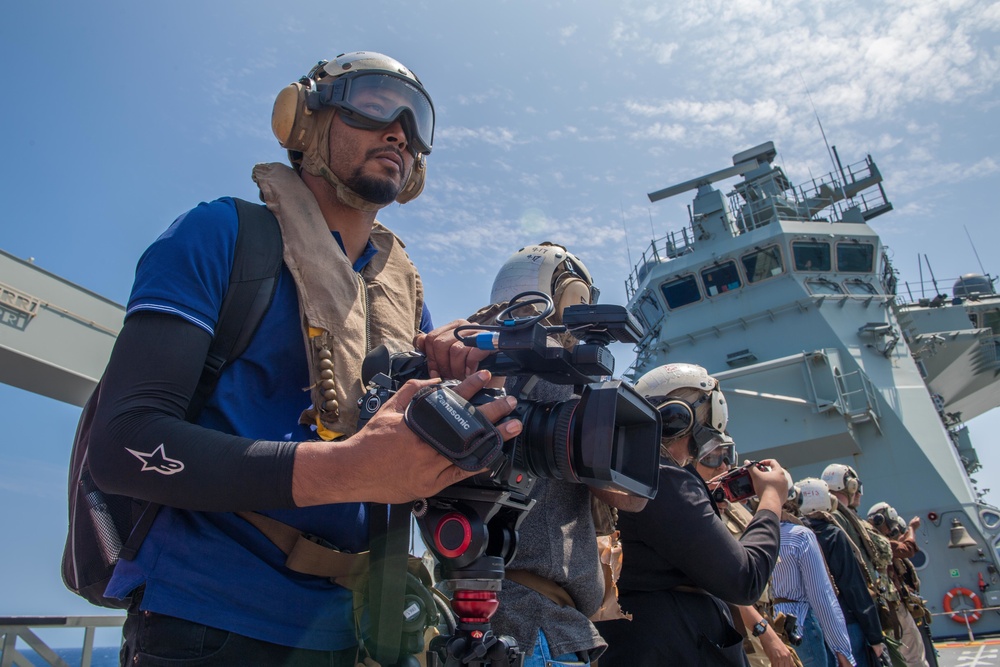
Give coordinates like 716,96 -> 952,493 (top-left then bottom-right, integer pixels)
772,521 -> 856,665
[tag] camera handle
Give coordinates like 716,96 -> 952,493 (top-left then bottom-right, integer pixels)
414,486 -> 535,667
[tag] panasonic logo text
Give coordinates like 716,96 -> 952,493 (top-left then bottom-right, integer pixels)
434,390 -> 472,431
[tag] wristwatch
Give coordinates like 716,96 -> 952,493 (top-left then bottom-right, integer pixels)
752,618 -> 769,637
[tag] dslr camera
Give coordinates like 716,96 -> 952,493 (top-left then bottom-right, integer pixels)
358,292 -> 662,500
711,461 -> 770,504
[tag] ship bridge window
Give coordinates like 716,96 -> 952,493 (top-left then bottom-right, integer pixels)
633,293 -> 663,328
661,274 -> 701,309
844,279 -> 879,295
837,242 -> 875,272
741,245 -> 784,283
806,278 -> 843,295
702,261 -> 742,296
981,509 -> 1000,529
983,309 -> 1000,336
792,241 -> 831,271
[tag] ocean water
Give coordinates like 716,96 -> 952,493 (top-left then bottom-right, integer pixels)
2,645 -> 120,666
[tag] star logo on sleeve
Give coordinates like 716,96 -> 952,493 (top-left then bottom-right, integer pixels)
125,443 -> 185,475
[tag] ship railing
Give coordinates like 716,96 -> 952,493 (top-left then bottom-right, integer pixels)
0,615 -> 123,667
930,606 -> 1000,642
625,232 -> 696,299
897,275 -> 999,306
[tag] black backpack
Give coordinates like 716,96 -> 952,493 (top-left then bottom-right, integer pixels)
61,199 -> 283,609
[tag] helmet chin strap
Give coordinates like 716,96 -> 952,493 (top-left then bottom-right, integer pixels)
316,164 -> 383,213
298,108 -> 388,213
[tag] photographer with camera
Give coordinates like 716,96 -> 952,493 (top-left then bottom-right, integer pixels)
595,364 -> 788,666
461,242 -> 649,666
85,52 -> 521,666
695,437 -> 801,667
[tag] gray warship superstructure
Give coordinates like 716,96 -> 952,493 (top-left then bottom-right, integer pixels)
625,140 -> 1000,639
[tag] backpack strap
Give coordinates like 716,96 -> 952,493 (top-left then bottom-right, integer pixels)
121,198 -> 283,561
189,198 -> 284,418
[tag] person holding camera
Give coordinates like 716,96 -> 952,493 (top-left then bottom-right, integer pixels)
468,242 -> 649,667
695,437 -> 801,667
594,363 -> 788,666
87,51 -> 521,666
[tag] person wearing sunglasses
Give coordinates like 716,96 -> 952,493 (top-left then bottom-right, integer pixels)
89,52 -> 521,666
595,363 -> 789,666
695,438 -> 801,667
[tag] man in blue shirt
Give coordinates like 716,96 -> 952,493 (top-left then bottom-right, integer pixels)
88,51 -> 521,667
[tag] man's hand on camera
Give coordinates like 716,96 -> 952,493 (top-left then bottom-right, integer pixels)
291,370 -> 521,506
749,458 -> 789,516
414,319 -> 493,380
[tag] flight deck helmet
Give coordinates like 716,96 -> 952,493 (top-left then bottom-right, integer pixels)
489,242 -> 597,325
271,51 -> 433,209
635,363 -> 729,460
867,501 -> 899,530
822,463 -> 861,499
798,477 -> 836,514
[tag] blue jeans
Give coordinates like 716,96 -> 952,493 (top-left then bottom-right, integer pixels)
522,630 -> 589,667
846,621 -> 873,667
795,609 -> 830,667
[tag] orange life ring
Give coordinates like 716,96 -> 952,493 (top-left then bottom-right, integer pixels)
943,587 -> 983,623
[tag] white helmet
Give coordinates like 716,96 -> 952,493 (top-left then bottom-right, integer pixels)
822,463 -> 861,497
635,363 -> 729,433
784,469 -> 802,509
271,51 -> 433,210
798,477 -> 835,514
867,501 -> 899,530
489,242 -> 597,324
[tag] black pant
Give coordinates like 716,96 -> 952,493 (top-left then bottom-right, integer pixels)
121,595 -> 359,667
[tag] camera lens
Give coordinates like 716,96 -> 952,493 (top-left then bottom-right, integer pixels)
518,398 -> 580,482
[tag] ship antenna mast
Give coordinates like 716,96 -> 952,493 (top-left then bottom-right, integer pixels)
964,225 -> 988,275
924,254 -> 941,296
797,70 -> 840,180
620,200 -> 633,268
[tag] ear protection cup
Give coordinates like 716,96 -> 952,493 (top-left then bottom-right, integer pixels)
657,399 -> 696,439
396,155 -> 426,204
271,82 -> 320,152
844,471 -> 859,496
553,275 -> 592,316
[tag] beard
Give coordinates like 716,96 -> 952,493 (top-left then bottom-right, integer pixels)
343,170 -> 399,205
343,149 -> 410,205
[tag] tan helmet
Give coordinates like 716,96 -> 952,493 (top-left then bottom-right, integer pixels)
798,477 -> 835,514
271,51 -> 433,210
489,242 -> 597,324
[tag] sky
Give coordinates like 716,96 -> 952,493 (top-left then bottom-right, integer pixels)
1,0 -> 999,645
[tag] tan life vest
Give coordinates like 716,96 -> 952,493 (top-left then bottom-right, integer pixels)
252,163 -> 423,439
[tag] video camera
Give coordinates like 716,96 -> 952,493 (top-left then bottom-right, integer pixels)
358,292 -> 661,500
357,292 -> 661,666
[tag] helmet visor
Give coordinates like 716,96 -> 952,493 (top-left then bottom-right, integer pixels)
316,71 -> 435,155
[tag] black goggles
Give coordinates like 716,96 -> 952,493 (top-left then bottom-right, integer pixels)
309,71 -> 435,155
699,442 -> 737,469
656,393 -> 710,439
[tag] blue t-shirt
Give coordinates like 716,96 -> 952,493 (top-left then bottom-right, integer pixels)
106,197 -> 431,650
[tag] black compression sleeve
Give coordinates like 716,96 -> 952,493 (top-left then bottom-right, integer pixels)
88,311 -> 298,511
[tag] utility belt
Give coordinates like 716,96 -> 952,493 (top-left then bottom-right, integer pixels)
236,510 -> 440,665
